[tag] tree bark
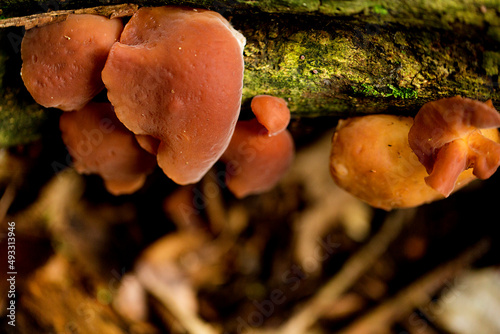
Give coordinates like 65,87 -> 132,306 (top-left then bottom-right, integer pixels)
1,1 -> 500,144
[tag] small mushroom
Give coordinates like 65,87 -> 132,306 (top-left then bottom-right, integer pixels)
250,95 -> 291,136
408,96 -> 500,196
331,115 -> 434,210
21,14 -> 123,111
101,6 -> 246,185
221,96 -> 294,198
330,98 -> 500,210
59,102 -> 157,195
330,113 -> 500,210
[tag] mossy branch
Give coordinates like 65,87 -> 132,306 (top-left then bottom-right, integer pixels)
1,1 -> 500,146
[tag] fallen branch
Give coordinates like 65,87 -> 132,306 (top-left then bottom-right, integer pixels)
273,208 -> 416,334
339,239 -> 491,334
0,4 -> 138,29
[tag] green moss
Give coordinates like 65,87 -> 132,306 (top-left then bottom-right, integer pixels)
483,51 -> 500,76
352,83 -> 418,99
319,0 -> 377,16
372,5 -> 388,15
240,0 -> 320,12
0,93 -> 48,147
388,85 -> 418,99
319,0 -> 500,31
242,29 -> 369,114
1,30 -> 49,147
352,83 -> 380,97
239,8 -> 500,116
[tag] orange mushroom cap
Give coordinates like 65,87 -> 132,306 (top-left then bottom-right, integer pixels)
221,96 -> 294,198
222,119 -> 294,198
59,103 -> 157,195
135,135 -> 160,156
101,6 -> 245,185
21,14 -> 123,111
250,95 -> 291,136
331,115 -> 438,210
408,96 -> 500,197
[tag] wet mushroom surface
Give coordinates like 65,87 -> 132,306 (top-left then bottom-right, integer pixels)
221,95 -> 295,198
20,14 -> 123,111
101,6 -> 246,185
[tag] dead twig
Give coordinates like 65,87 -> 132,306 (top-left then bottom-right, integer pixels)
0,181 -> 16,222
0,4 -> 138,29
339,238 -> 491,334
136,262 -> 220,334
273,208 -> 416,334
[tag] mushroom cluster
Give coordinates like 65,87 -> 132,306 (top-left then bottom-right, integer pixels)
221,95 -> 294,198
330,97 -> 500,210
102,6 -> 246,185
59,102 -> 157,195
20,6 -> 294,197
408,96 -> 500,197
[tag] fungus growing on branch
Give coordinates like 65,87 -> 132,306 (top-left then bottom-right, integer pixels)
221,95 -> 295,198
21,14 -> 123,111
408,96 -> 500,196
59,103 -> 156,195
101,6 -> 246,185
330,97 -> 500,210
330,115 -> 438,210
250,95 -> 291,136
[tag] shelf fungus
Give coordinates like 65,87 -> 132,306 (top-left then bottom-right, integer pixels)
59,103 -> 156,195
330,97 -> 500,210
101,6 -> 246,185
20,14 -> 123,111
221,95 -> 294,198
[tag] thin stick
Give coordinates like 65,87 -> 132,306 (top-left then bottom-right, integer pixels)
340,239 -> 490,334
136,263 -> 220,334
276,208 -> 416,334
0,181 -> 16,222
0,4 -> 138,29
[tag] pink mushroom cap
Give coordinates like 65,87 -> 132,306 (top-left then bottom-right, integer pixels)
21,14 -> 123,111
408,96 -> 500,197
221,95 -> 294,198
59,103 -> 157,195
101,6 -> 246,185
222,119 -> 295,198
